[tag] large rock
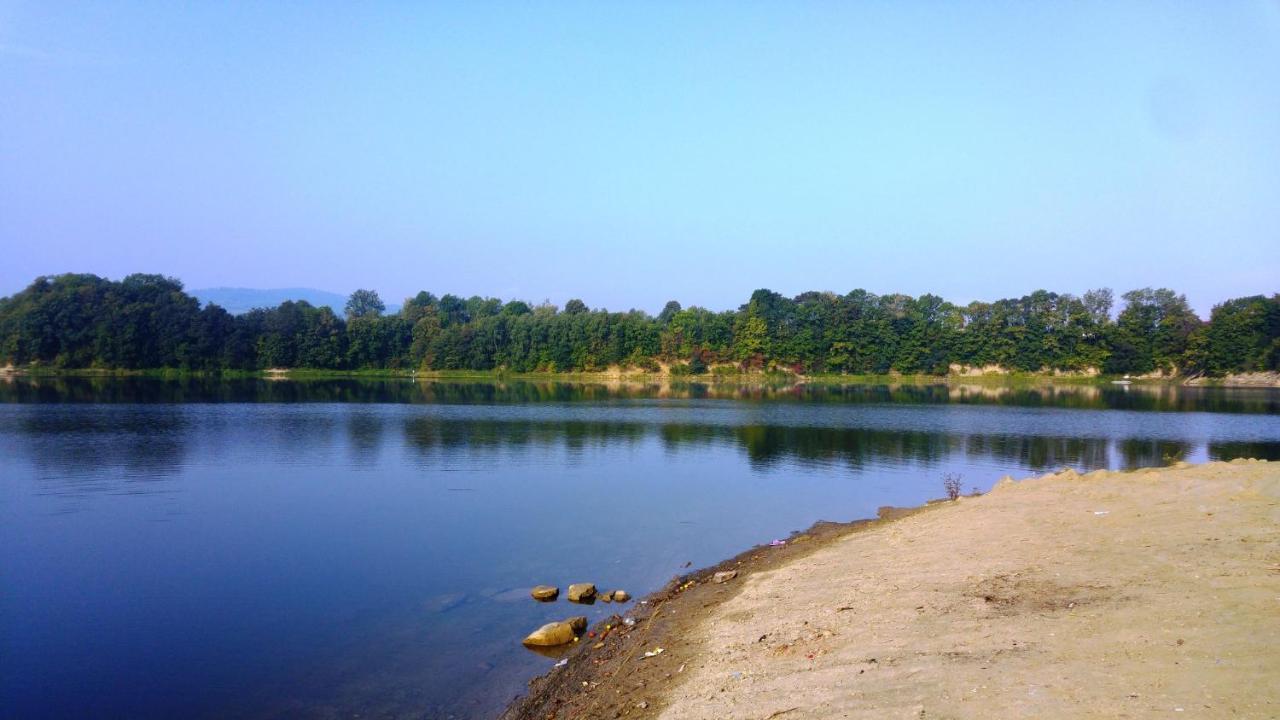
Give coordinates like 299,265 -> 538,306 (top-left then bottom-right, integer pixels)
566,616 -> 588,634
530,585 -> 559,601
567,583 -> 597,603
611,590 -> 631,602
522,621 -> 576,647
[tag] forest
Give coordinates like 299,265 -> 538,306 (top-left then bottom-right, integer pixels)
0,273 -> 1276,377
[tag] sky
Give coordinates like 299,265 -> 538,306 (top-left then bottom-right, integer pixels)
1,2 -> 1278,316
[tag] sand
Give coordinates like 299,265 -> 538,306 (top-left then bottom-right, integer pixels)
503,461 -> 1280,719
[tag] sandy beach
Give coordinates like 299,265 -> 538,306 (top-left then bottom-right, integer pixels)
502,460 -> 1280,719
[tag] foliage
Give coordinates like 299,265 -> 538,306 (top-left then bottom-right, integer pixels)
1,274 -> 1275,378
344,289 -> 386,319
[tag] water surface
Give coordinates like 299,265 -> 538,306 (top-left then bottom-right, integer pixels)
2,378 -> 1278,718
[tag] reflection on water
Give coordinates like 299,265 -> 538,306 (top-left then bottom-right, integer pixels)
14,406 -> 191,493
4,374 -> 1280,413
1,378 -> 1278,719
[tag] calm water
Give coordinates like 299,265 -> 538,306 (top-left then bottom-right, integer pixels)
3,378 -> 1279,719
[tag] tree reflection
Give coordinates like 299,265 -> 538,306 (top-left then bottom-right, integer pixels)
3,376 -> 1279,414
2,378 -> 1276,493
1118,439 -> 1192,468
9,407 -> 190,492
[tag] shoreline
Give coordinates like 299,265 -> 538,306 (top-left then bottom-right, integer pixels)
497,503 -> 941,720
3,366 -> 1278,388
499,460 -> 1279,719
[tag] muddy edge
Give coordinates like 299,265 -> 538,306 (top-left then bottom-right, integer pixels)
498,503 -> 942,720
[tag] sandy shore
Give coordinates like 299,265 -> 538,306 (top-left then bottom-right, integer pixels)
501,460 -> 1279,719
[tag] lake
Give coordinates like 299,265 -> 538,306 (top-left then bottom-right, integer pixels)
3,377 -> 1279,719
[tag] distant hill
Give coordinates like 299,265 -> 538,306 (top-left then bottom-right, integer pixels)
191,287 -> 352,315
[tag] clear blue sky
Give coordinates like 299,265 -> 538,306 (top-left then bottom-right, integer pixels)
2,1 -> 1277,316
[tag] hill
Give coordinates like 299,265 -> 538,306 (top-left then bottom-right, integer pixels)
190,287 -> 351,315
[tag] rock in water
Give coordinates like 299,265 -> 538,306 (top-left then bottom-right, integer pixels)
713,570 -> 738,584
522,616 -> 589,647
612,590 -> 630,602
422,592 -> 468,613
567,583 -> 597,603
522,621 -> 576,647
530,585 -> 559,601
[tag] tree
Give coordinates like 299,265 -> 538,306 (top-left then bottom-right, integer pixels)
345,289 -> 385,319
1113,288 -> 1201,374
0,272 -> 1263,380
503,300 -> 531,316
1193,295 -> 1280,374
437,294 -> 469,326
400,291 -> 438,323
1082,288 -> 1113,325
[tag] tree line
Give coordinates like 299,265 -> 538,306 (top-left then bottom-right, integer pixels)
1,273 -> 1276,377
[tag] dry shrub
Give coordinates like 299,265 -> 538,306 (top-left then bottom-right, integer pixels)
943,473 -> 963,501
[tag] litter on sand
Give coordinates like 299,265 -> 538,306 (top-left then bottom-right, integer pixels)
1094,511 -> 1110,516
770,539 -> 786,546
554,659 -> 568,668
643,647 -> 665,659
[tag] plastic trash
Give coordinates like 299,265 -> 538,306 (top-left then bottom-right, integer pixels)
554,658 -> 568,668
643,647 -> 665,659
770,539 -> 786,546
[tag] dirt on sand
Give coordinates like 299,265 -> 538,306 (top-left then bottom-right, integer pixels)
501,460 -> 1280,720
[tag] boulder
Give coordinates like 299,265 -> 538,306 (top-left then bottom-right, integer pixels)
522,621 -> 576,647
567,583 -> 597,603
612,590 -> 631,602
530,585 -> 559,601
713,570 -> 738,584
521,615 -> 590,647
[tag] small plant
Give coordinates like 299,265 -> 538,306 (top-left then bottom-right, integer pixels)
943,473 -> 963,501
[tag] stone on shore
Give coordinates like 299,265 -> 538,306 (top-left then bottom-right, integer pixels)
612,590 -> 630,602
521,616 -> 588,647
531,585 -> 559,601
713,570 -> 738,584
567,583 -> 597,603
522,621 -> 577,647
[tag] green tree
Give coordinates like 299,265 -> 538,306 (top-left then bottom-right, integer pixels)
1112,288 -> 1201,374
345,289 -> 385,319
0,272 -> 1267,381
